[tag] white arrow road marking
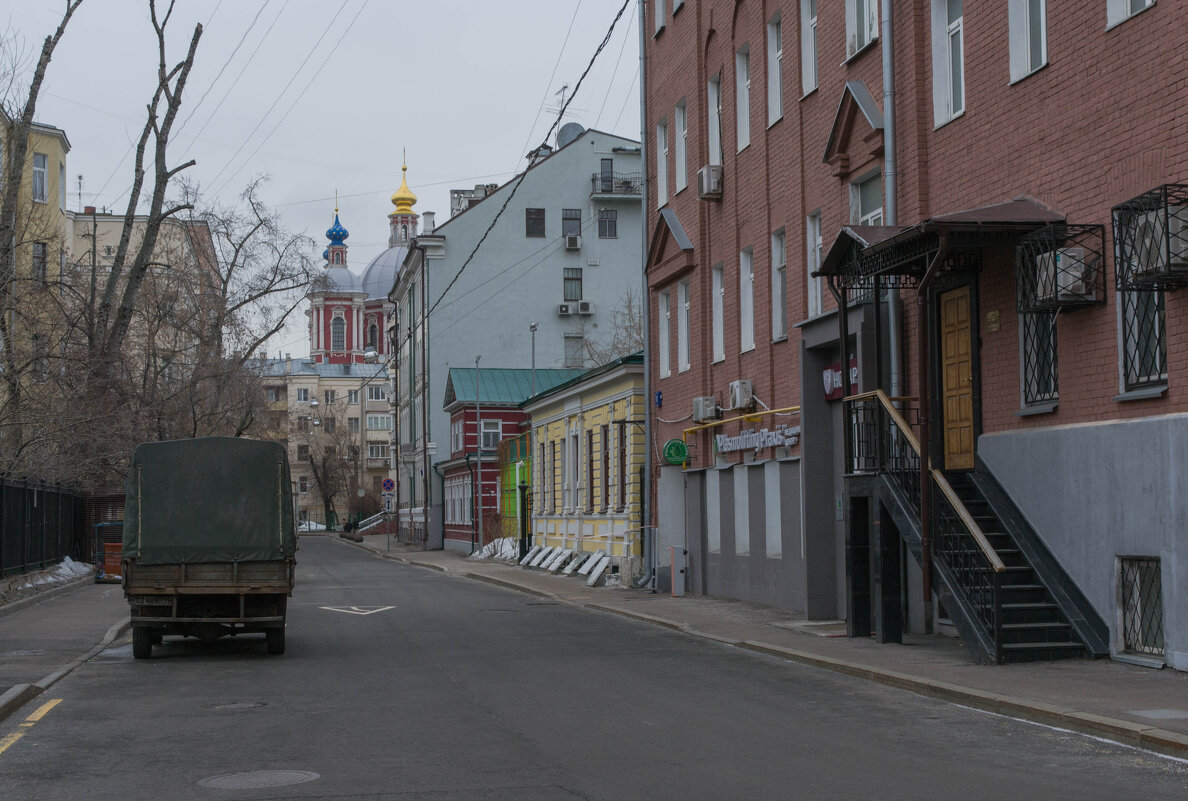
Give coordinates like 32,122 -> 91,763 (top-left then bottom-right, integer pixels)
318,606 -> 395,615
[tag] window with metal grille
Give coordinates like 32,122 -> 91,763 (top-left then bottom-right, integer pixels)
1120,289 -> 1166,390
1120,556 -> 1164,656
563,267 -> 582,301
598,209 -> 617,239
1021,311 -> 1058,404
562,208 -> 582,237
525,208 -> 545,237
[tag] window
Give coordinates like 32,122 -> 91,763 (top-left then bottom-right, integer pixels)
712,264 -> 725,361
674,100 -> 688,191
323,417 -> 336,434
678,278 -> 691,371
451,419 -> 463,452
598,209 -> 618,239
525,208 -> 545,237
563,267 -> 583,301
265,386 -> 283,403
767,15 -> 783,125
481,419 -> 501,450
367,384 -> 387,401
297,444 -> 310,462
562,208 -> 582,237
32,153 -> 47,203
348,417 -> 359,433
331,316 -> 345,351
801,0 -> 819,95
368,323 -> 378,350
656,118 -> 669,206
654,0 -> 665,34
564,333 -> 584,368
617,424 -> 628,510
324,389 -> 336,405
807,213 -> 824,317
853,174 -> 884,225
1009,0 -> 1047,81
31,333 -> 47,376
735,45 -> 751,151
1021,312 -> 1058,405
586,430 -> 595,513
707,74 -> 723,166
298,476 -> 308,494
1120,289 -> 1166,391
600,158 -> 614,192
1108,0 -> 1154,28
771,229 -> 787,340
367,414 -> 392,430
601,424 -> 611,511
846,0 -> 879,58
32,242 -> 47,286
931,0 -> 964,126
1119,556 -> 1164,656
58,161 -> 65,211
296,388 -> 310,402
368,443 -> 387,460
347,389 -> 359,404
740,247 -> 755,352
658,290 -> 671,377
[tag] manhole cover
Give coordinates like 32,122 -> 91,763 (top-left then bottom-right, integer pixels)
197,770 -> 320,790
210,701 -> 268,711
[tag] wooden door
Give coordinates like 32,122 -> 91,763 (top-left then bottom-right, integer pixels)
940,286 -> 975,470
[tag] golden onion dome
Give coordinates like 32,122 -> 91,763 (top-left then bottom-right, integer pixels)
390,161 -> 417,215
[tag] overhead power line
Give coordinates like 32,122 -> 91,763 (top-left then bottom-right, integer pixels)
428,0 -> 633,319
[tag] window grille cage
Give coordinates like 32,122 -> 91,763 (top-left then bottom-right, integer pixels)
1112,184 -> 1188,291
1016,223 -> 1105,312
1120,557 -> 1164,657
1021,311 -> 1058,405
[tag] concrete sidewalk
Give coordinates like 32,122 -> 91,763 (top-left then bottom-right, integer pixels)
343,531 -> 1188,760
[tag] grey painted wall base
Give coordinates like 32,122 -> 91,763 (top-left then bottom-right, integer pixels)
979,413 -> 1188,671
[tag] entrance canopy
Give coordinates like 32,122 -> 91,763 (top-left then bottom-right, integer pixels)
817,198 -> 1065,290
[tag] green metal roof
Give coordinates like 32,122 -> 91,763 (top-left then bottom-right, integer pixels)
443,367 -> 585,408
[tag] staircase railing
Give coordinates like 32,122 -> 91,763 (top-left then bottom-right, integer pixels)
844,391 -> 1006,659
357,512 -> 386,532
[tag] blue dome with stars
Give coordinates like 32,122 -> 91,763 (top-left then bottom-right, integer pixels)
322,248 -> 329,261
325,212 -> 349,245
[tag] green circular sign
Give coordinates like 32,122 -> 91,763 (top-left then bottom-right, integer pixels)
662,438 -> 689,465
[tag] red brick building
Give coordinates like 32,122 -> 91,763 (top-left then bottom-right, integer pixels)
644,1 -> 1186,668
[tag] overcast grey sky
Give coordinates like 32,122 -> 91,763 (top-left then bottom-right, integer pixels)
6,0 -> 641,356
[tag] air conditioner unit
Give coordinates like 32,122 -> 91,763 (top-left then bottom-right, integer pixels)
557,303 -> 573,316
697,164 -> 723,200
692,396 -> 720,422
727,379 -> 753,410
565,235 -> 582,250
1133,206 -> 1188,277
577,300 -> 594,315
1036,247 -> 1092,301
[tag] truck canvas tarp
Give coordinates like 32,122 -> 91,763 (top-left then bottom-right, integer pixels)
124,437 -> 296,565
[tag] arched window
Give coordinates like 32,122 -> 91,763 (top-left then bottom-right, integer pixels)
402,224 -> 408,240
368,323 -> 378,350
333,251 -> 342,265
331,316 -> 345,351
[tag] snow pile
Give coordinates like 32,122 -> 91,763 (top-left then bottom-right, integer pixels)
17,556 -> 93,590
298,521 -> 327,532
467,537 -> 520,562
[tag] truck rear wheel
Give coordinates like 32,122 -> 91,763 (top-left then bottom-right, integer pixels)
132,627 -> 153,659
266,628 -> 285,655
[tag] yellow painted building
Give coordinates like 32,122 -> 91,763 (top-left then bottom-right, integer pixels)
523,353 -> 644,563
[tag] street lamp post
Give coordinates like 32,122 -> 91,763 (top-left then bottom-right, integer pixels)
474,354 -> 482,555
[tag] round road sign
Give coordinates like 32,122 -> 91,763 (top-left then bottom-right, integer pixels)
382,478 -> 395,492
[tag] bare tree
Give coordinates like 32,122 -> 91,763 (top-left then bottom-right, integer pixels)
581,287 -> 644,367
290,399 -> 376,529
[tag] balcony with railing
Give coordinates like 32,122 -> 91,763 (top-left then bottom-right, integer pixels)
590,171 -> 642,198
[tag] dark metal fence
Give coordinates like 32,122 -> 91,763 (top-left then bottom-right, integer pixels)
1,476 -> 84,576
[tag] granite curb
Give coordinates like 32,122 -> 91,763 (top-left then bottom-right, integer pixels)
0,616 -> 130,724
0,572 -> 98,619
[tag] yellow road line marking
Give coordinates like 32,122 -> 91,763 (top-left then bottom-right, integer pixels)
0,732 -> 24,756
25,699 -> 62,723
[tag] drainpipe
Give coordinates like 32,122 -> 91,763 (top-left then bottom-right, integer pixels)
881,1 -> 902,399
917,231 -> 951,635
464,453 -> 476,553
420,245 -> 432,550
638,0 -> 653,584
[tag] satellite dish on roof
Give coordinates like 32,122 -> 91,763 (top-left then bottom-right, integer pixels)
557,122 -> 585,149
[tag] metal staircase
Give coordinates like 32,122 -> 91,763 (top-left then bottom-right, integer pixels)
845,391 -> 1108,664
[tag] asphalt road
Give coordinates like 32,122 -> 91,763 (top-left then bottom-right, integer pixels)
1,536 -> 1186,800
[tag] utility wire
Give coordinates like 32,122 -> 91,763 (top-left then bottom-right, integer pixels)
202,0 -> 352,193
428,0 -> 632,320
513,0 -> 583,176
594,9 -> 634,128
210,0 -> 369,197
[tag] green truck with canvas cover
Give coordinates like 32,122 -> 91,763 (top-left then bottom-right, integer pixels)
123,437 -> 297,658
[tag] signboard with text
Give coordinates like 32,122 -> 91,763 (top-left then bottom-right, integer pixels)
823,358 -> 859,401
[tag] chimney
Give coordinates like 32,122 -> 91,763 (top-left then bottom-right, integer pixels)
422,211 -> 435,234
84,205 -> 95,215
